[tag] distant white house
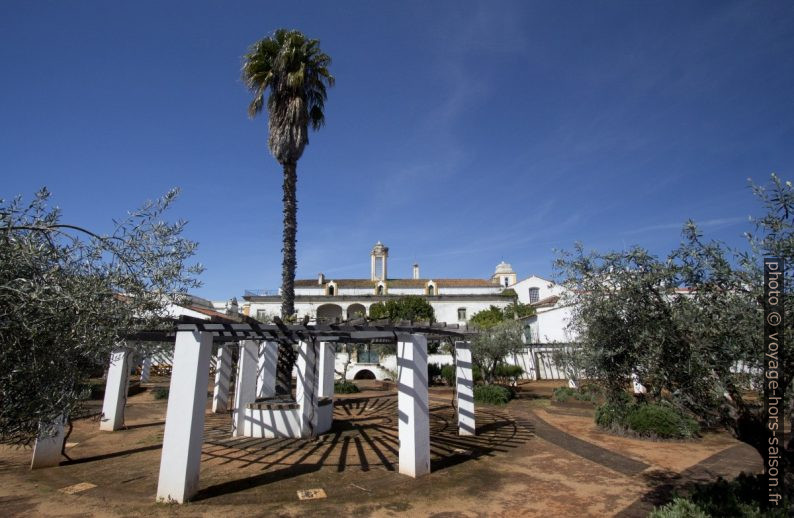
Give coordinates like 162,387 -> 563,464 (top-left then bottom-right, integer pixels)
236,242 -> 578,381
242,242 -> 516,327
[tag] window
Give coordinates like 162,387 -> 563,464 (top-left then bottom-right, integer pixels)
503,277 -> 509,287
427,285 -> 434,295
376,285 -> 384,295
356,344 -> 379,364
457,307 -> 467,321
327,285 -> 335,296
255,309 -> 269,322
528,287 -> 539,303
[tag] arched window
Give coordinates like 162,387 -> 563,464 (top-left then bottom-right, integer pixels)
376,285 -> 384,295
528,287 -> 539,303
503,277 -> 509,287
427,285 -> 434,295
327,285 -> 335,296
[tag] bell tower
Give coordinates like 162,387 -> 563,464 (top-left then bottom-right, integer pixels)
370,241 -> 389,281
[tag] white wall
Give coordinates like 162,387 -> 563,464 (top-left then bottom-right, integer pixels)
431,299 -> 510,324
510,275 -> 564,305
246,298 -> 511,326
525,305 -> 576,344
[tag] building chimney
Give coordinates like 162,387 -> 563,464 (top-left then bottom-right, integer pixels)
412,263 -> 420,280
318,273 -> 325,285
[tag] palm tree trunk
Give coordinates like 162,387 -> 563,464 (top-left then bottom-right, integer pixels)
276,160 -> 298,395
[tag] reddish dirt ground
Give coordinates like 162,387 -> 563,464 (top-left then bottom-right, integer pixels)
0,380 -> 762,517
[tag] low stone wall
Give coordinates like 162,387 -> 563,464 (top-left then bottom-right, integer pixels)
242,397 -> 333,438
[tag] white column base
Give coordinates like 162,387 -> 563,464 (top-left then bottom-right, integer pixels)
30,418 -> 66,469
397,333 -> 430,478
232,340 -> 259,437
455,341 -> 475,436
317,342 -> 335,399
155,329 -> 212,504
140,356 -> 152,383
632,373 -> 647,394
212,345 -> 233,413
256,341 -> 278,399
296,340 -> 318,438
100,348 -> 130,431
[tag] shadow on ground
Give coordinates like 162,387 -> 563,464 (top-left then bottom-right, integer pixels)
194,395 -> 534,499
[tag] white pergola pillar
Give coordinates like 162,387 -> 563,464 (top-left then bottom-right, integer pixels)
212,345 -> 233,413
317,341 -> 335,433
30,417 -> 66,469
232,340 -> 259,437
256,341 -> 278,399
397,333 -> 430,478
100,347 -> 131,431
318,341 -> 335,398
455,341 -> 475,436
296,339 -> 318,438
140,356 -> 152,383
632,372 -> 647,394
155,328 -> 213,504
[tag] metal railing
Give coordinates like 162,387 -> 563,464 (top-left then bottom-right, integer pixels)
244,289 -> 280,297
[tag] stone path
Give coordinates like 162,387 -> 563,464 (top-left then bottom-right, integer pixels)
615,443 -> 762,517
515,408 -> 650,476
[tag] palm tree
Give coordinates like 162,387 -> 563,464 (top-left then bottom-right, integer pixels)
243,29 -> 334,394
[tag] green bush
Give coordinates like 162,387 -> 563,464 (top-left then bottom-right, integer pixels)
552,386 -> 576,402
625,403 -> 699,439
152,387 -> 169,400
427,363 -> 443,384
493,364 -> 524,383
553,385 -> 597,403
334,380 -> 360,394
441,364 -> 455,386
594,399 -> 630,429
441,364 -> 483,386
650,473 -> 790,518
474,384 -> 512,405
648,498 -> 709,518
595,397 -> 699,439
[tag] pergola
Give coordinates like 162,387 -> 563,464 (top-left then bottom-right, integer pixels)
96,317 -> 477,503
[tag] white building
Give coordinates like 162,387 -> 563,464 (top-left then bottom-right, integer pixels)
242,242 -> 515,327
239,242 -> 577,381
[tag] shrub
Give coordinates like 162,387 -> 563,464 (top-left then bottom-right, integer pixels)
493,364 -> 524,384
595,397 -> 699,439
441,364 -> 455,386
552,386 -> 576,402
648,498 -> 709,518
441,364 -> 483,386
368,296 -> 434,322
625,403 -> 699,439
152,387 -> 169,400
427,363 -> 443,385
594,392 -> 632,429
650,473 -> 790,518
334,380 -> 360,394
553,385 -> 597,403
474,384 -> 512,405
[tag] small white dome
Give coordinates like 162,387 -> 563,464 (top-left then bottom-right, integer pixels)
494,261 -> 514,275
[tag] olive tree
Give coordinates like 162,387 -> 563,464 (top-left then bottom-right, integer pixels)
368,296 -> 434,322
554,174 -> 792,463
469,320 -> 525,384
0,188 -> 202,445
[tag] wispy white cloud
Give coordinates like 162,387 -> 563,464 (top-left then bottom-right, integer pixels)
622,216 -> 748,236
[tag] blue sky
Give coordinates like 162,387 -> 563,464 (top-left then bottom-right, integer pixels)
2,1 -> 793,300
